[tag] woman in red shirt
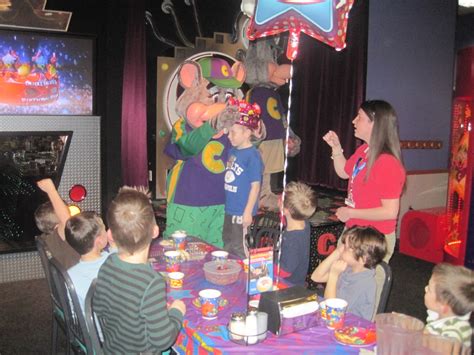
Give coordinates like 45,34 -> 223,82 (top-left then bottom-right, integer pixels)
323,100 -> 406,261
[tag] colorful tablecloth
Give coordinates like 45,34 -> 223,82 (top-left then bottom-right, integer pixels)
150,238 -> 376,354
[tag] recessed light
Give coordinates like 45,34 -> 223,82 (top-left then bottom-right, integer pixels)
459,0 -> 474,7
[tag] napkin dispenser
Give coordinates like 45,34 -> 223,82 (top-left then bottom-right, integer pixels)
258,286 -> 319,336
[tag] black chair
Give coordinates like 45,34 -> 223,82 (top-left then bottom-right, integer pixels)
252,227 -> 283,263
49,256 -> 97,354
84,279 -> 103,355
36,235 -> 70,355
247,212 -> 282,248
254,227 -> 282,250
253,212 -> 281,230
375,261 -> 393,315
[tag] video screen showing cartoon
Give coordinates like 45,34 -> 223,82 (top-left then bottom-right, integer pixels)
0,132 -> 72,247
0,29 -> 93,115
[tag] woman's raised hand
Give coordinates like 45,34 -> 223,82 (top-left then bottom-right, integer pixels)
323,131 -> 342,149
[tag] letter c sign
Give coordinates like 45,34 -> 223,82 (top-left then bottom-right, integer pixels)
317,233 -> 337,256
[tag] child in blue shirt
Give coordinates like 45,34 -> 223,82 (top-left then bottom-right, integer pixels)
65,211 -> 116,314
223,100 -> 264,258
311,226 -> 387,320
277,182 -> 317,286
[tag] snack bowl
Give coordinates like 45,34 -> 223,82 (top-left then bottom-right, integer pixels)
203,260 -> 242,286
185,242 -> 210,261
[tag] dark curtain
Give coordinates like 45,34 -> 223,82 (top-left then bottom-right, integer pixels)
291,0 -> 368,190
121,0 -> 148,186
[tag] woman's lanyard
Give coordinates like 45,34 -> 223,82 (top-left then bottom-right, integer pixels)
345,156 -> 367,208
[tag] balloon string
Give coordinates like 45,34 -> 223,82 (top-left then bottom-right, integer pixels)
276,61 -> 294,286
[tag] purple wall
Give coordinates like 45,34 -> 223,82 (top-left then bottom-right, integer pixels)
366,0 -> 457,171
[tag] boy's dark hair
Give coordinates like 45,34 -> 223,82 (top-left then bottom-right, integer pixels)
107,187 -> 156,255
432,263 -> 474,316
65,211 -> 104,255
341,226 -> 387,269
283,181 -> 317,220
34,201 -> 58,234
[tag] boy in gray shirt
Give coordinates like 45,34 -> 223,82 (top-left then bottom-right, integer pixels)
311,226 -> 387,320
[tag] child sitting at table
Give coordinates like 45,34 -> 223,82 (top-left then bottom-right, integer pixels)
277,181 -> 317,286
35,178 -> 80,269
223,100 -> 264,258
311,226 -> 387,320
94,187 -> 186,353
65,211 -> 116,314
424,263 -> 473,348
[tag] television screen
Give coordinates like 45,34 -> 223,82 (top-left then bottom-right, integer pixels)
0,131 -> 72,251
0,29 -> 94,115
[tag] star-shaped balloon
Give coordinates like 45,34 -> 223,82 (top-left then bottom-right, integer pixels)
247,0 -> 355,60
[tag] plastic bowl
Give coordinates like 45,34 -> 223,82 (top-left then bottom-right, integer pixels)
203,260 -> 242,285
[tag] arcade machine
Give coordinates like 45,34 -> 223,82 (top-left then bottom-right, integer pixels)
444,46 -> 474,269
400,47 -> 474,270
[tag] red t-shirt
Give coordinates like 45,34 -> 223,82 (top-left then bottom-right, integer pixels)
344,144 -> 406,234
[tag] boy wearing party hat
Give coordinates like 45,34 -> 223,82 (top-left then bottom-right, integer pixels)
223,99 -> 265,258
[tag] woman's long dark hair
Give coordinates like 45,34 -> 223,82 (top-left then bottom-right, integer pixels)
360,100 -> 404,178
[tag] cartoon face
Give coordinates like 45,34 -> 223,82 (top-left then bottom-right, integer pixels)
175,58 -> 246,130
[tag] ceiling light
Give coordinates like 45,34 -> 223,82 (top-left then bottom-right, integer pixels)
459,0 -> 474,7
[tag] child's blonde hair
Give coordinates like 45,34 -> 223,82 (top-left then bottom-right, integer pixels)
431,263 -> 474,316
107,186 -> 156,255
283,181 -> 317,220
340,226 -> 387,269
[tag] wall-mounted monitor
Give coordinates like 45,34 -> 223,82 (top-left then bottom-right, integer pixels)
0,29 -> 94,115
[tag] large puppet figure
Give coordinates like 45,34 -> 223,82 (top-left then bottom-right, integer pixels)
164,57 -> 245,247
244,39 -> 300,209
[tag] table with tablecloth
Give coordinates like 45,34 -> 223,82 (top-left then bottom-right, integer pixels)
149,237 -> 375,355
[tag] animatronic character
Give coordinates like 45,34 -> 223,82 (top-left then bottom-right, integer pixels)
244,39 -> 300,209
164,57 -> 245,247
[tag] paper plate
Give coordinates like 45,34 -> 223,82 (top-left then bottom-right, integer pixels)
334,326 -> 376,347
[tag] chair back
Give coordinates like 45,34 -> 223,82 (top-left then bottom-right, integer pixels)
49,257 -> 95,354
254,226 -> 283,257
84,279 -> 103,354
248,212 -> 282,248
36,235 -> 54,292
36,235 -> 72,354
375,261 -> 393,315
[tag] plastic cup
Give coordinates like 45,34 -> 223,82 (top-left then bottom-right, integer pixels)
168,272 -> 184,288
324,298 -> 348,329
319,300 -> 327,324
199,289 -> 221,320
164,250 -> 181,272
211,250 -> 229,263
375,313 -> 425,355
172,231 -> 187,250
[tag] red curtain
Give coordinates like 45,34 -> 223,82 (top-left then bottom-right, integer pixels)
121,0 -> 148,187
291,0 -> 368,190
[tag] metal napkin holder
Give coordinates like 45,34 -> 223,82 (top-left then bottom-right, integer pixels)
258,285 -> 319,336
